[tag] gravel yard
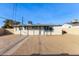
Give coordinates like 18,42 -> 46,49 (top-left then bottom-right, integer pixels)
1,34 -> 79,55
12,34 -> 79,56
0,35 -> 26,55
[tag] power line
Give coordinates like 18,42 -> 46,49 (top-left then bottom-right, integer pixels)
0,4 -> 17,21
0,16 -> 14,20
13,3 -> 17,25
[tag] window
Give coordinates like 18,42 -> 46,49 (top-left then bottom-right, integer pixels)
49,27 -> 53,31
44,26 -> 53,31
44,26 -> 49,31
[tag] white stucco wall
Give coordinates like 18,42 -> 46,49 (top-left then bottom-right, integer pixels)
14,26 -> 62,35
41,30 -> 44,35
51,26 -> 62,35
62,24 -> 72,29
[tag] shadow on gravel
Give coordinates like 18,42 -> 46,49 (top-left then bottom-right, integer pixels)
6,53 -> 79,56
31,53 -> 69,56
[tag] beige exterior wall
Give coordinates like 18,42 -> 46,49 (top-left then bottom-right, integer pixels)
63,28 -> 79,35
62,24 -> 79,35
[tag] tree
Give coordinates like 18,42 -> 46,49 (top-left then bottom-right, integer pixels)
2,19 -> 20,28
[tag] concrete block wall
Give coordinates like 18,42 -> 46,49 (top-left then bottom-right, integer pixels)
5,29 -> 14,34
0,29 -> 14,36
0,29 -> 5,36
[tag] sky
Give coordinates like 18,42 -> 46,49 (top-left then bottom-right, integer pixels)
0,3 -> 79,27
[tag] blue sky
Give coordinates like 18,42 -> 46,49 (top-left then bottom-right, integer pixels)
0,3 -> 79,27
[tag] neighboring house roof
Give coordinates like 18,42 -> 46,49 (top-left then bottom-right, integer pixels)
67,22 -> 79,26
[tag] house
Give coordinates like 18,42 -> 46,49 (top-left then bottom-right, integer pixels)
13,24 -> 62,35
62,19 -> 79,35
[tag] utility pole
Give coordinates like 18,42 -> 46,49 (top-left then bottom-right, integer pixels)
13,4 -> 21,36
20,16 -> 24,36
22,16 -> 24,25
13,3 -> 17,25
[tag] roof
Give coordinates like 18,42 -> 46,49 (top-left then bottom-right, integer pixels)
14,24 -> 62,27
67,22 -> 79,26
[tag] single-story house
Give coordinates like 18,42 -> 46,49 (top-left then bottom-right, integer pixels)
62,19 -> 79,35
13,24 -> 62,35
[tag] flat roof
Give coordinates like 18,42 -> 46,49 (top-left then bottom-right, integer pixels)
14,24 -> 62,27
67,22 -> 79,26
